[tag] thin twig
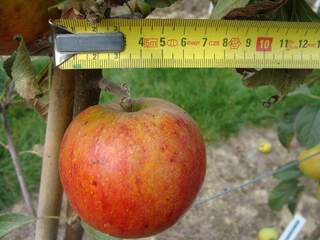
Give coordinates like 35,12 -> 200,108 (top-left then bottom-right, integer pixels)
308,94 -> 320,100
19,150 -> 42,157
0,106 -> 36,217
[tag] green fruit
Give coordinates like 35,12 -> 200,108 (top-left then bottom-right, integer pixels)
258,228 -> 278,240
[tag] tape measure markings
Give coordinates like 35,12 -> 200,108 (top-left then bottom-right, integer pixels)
54,19 -> 320,69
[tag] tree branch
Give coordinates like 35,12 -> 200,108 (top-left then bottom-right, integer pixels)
35,68 -> 75,240
0,106 -> 36,217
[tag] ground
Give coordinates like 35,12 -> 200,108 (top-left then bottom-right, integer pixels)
156,128 -> 320,240
5,128 -> 320,240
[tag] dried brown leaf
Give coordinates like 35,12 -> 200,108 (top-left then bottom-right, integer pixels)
224,0 -> 288,20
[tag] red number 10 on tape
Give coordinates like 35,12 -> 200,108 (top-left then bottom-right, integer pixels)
256,37 -> 273,52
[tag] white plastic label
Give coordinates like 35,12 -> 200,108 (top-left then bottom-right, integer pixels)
279,214 -> 306,240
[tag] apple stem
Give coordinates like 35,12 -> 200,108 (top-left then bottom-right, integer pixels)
99,78 -> 136,112
119,97 -> 134,112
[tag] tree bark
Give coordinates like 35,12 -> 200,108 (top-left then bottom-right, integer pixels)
64,69 -> 102,240
35,68 -> 75,240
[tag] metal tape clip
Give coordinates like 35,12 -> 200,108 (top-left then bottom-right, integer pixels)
49,20 -> 125,67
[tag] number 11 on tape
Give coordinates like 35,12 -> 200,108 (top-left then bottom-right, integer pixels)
279,214 -> 306,240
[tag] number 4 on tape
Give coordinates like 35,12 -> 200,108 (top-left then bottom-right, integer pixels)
279,214 -> 306,240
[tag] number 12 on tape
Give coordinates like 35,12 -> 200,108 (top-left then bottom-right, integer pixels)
279,214 -> 306,240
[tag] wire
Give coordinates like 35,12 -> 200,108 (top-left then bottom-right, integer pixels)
193,151 -> 320,207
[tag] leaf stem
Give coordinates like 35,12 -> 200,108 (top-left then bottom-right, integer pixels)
308,94 -> 320,100
19,150 -> 42,157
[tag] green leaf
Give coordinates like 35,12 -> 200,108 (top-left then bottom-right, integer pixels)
32,57 -> 50,75
242,69 -> 312,97
278,121 -> 295,149
295,0 -> 320,22
3,53 -> 17,79
268,179 -> 303,212
223,0 -> 287,20
136,0 -> 154,16
303,70 -> 320,85
287,185 -> 304,214
0,213 -> 35,238
81,221 -> 119,240
211,0 -> 250,19
144,0 -> 177,8
0,39 -> 50,118
295,105 -> 320,148
277,107 -> 301,148
10,37 -> 38,100
287,85 -> 311,97
273,161 -> 303,181
0,62 -> 7,92
269,159 -> 305,214
276,0 -> 320,22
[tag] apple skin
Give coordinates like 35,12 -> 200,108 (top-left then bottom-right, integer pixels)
0,0 -> 57,55
59,98 -> 206,238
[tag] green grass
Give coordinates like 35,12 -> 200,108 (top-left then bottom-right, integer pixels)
0,68 -> 318,209
0,107 -> 45,209
102,68 -> 316,141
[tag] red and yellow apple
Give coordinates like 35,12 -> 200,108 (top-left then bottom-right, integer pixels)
59,98 -> 206,238
0,0 -> 57,55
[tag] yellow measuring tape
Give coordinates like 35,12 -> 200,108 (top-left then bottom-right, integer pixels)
55,19 -> 320,69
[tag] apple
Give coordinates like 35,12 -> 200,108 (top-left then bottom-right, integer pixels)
60,98 -> 206,238
299,144 -> 320,180
258,228 -> 278,240
0,0 -> 57,55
